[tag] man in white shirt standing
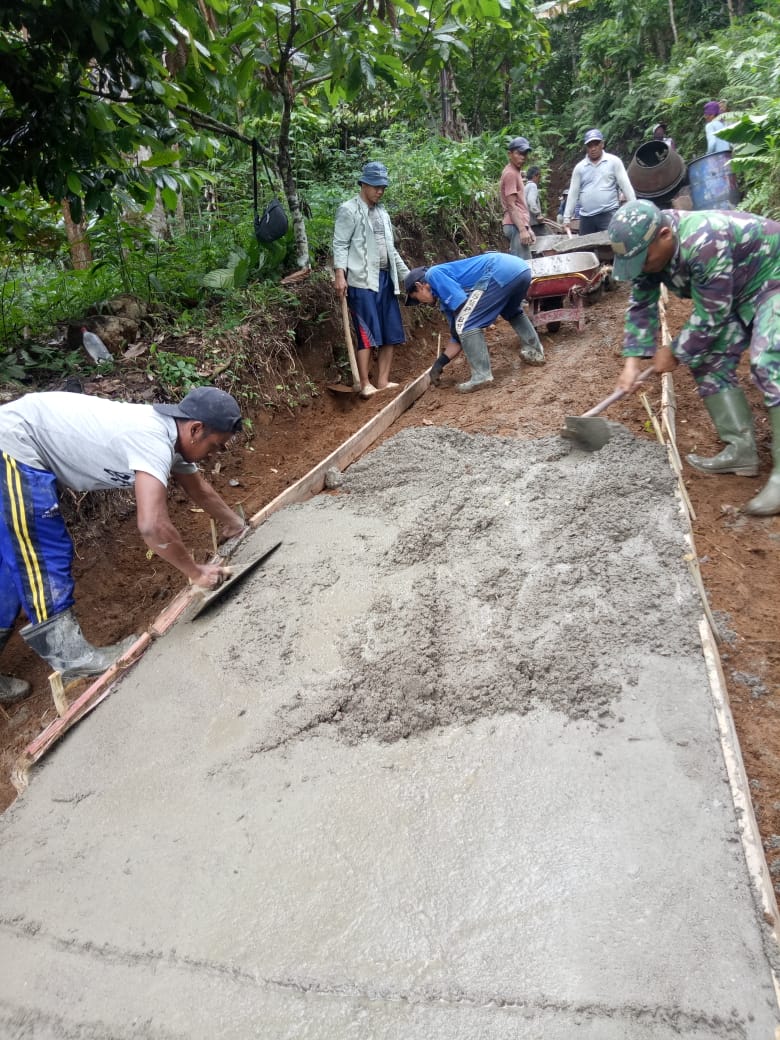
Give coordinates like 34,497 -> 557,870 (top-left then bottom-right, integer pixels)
562,129 -> 636,236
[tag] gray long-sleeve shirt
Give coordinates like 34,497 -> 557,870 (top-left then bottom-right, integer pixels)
563,152 -> 635,223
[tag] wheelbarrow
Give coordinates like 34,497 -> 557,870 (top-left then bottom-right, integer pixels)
527,251 -> 605,333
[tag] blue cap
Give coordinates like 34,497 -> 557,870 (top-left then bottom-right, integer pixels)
359,162 -> 389,187
584,128 -> 604,144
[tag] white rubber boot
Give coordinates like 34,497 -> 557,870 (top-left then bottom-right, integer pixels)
21,609 -> 136,680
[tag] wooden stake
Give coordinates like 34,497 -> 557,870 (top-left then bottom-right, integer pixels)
639,392 -> 665,445
49,671 -> 68,717
209,518 -> 219,557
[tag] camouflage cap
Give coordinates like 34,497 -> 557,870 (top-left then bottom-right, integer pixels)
608,200 -> 663,281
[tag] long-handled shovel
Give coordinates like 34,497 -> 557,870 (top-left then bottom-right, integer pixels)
326,296 -> 361,395
561,366 -> 655,451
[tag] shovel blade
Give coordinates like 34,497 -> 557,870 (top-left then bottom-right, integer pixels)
561,416 -> 612,452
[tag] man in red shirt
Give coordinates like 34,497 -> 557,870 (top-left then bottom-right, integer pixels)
499,136 -> 535,260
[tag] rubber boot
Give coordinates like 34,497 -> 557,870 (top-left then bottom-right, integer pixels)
745,407 -> 780,516
0,628 -> 30,705
509,311 -> 545,366
686,388 -> 759,476
456,330 -> 493,394
21,608 -> 136,681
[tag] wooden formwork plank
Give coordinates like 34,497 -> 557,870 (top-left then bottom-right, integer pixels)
700,616 -> 780,1013
248,370 -> 429,528
13,632 -> 152,793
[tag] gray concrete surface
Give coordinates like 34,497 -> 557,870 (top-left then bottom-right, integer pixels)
0,426 -> 778,1038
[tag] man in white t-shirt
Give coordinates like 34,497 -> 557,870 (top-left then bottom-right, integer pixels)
0,386 -> 246,702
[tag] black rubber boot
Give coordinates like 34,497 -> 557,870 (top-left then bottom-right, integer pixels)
509,311 -> 545,366
686,388 -> 759,476
456,330 -> 493,393
745,406 -> 780,516
21,609 -> 136,680
0,628 -> 30,704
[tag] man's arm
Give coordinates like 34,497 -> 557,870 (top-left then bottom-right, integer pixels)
616,280 -> 663,391
174,470 -> 245,540
135,471 -> 235,588
613,158 -> 636,203
332,202 -> 356,297
562,168 -> 581,225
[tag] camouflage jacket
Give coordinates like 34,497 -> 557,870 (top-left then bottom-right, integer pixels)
622,210 -> 780,358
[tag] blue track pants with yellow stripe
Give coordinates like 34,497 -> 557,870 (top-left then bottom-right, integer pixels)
0,453 -> 75,628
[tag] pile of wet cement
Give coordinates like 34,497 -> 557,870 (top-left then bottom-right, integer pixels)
220,425 -> 702,746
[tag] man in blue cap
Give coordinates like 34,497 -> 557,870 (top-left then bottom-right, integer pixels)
404,252 -> 544,393
333,161 -> 410,398
608,199 -> 780,516
0,386 -> 246,701
500,136 -> 536,260
562,129 -> 635,235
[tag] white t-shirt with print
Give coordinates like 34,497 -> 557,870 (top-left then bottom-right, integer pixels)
0,392 -> 197,491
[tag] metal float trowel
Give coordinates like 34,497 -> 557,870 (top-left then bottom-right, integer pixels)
188,541 -> 282,621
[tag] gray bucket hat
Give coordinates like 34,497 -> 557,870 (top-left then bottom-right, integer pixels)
359,162 -> 389,187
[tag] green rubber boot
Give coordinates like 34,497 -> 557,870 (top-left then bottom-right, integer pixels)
21,608 -> 136,680
686,388 -> 759,476
745,406 -> 780,516
0,628 -> 30,705
456,329 -> 493,393
509,311 -> 545,366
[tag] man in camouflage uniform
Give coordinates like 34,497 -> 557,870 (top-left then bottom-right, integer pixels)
608,199 -> 780,516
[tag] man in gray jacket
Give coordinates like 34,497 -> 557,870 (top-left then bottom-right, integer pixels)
333,162 -> 410,398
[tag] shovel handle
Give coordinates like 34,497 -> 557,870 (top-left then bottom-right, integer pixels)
340,295 -> 361,390
581,365 -> 656,418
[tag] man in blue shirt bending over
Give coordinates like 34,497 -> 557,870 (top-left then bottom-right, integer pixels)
405,252 -> 544,393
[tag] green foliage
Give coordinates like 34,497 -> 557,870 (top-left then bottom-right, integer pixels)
0,0 -> 225,216
146,343 -> 203,394
719,107 -> 780,217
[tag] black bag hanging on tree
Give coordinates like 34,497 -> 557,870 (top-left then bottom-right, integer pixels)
253,140 -> 289,244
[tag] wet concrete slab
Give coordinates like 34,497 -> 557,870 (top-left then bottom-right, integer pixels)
0,428 -> 777,1038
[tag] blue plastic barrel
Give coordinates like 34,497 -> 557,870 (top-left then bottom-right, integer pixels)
687,152 -> 741,210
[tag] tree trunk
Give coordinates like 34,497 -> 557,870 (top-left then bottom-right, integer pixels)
61,199 -> 92,269
667,0 -> 678,46
440,66 -> 469,140
278,74 -> 310,272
